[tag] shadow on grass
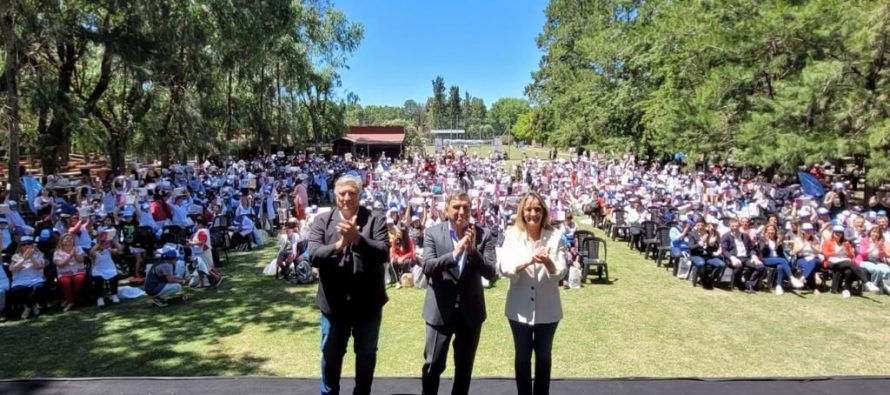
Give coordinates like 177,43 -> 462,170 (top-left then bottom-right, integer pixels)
587,277 -> 618,285
0,246 -> 317,378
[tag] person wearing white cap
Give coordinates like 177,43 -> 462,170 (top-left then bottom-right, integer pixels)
792,223 -> 823,293
822,225 -> 878,298
815,207 -> 831,231
89,229 -> 124,307
169,192 -> 193,228
9,236 -> 46,319
854,227 -> 890,294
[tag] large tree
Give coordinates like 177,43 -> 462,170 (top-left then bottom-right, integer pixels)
1,0 -> 362,179
447,85 -> 461,129
1,0 -> 23,200
529,0 -> 890,182
429,76 -> 447,129
489,97 -> 530,137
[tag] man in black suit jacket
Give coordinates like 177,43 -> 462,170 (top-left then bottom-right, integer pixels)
308,175 -> 389,395
421,191 -> 497,395
720,219 -> 764,292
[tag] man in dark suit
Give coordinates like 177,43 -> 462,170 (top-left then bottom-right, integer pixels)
421,191 -> 497,395
720,218 -> 764,292
308,175 -> 390,395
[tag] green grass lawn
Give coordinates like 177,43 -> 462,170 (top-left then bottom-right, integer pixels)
2,226 -> 890,378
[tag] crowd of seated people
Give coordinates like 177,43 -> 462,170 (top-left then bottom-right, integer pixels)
586,155 -> 890,298
0,152 -> 366,320
3,146 -> 889,322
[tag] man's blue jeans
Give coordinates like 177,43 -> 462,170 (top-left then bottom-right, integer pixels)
690,256 -> 725,269
320,311 -> 382,395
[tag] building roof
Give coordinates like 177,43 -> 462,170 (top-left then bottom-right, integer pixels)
340,133 -> 405,144
338,125 -> 405,145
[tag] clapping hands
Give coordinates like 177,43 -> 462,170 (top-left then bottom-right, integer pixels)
519,246 -> 552,273
531,246 -> 550,264
335,217 -> 360,251
452,227 -> 476,260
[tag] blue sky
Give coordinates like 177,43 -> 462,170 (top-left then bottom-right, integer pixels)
334,0 -> 548,107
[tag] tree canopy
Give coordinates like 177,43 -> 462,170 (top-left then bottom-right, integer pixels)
527,0 -> 890,183
345,75 -> 528,145
1,0 -> 362,180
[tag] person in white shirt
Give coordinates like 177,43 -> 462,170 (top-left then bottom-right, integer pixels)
188,217 -> 221,288
90,229 -> 123,308
169,193 -> 193,228
625,200 -> 645,250
497,192 -> 567,395
9,236 -> 46,319
129,203 -> 163,251
34,188 -> 54,217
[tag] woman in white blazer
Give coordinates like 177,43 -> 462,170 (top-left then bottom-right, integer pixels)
498,192 -> 568,395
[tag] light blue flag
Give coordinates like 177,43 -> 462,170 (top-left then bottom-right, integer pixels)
22,175 -> 43,214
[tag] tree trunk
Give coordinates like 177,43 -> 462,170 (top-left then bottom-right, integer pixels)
226,69 -> 233,141
276,61 -> 282,149
40,41 -> 79,175
257,65 -> 271,154
159,91 -> 177,168
2,7 -> 23,201
40,119 -> 64,175
107,129 -> 127,175
308,95 -> 322,145
59,139 -> 71,169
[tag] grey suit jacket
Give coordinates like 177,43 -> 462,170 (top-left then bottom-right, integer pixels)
421,222 -> 497,327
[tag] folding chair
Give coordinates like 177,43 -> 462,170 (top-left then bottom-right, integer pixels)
610,210 -> 629,241
653,227 -> 673,267
580,235 -> 609,282
639,221 -> 658,257
210,226 -> 230,267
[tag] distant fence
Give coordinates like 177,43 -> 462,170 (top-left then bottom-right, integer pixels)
442,139 -> 494,146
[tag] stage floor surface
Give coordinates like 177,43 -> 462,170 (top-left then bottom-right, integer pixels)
2,376 -> 887,395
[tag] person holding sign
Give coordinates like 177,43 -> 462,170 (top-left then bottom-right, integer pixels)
420,191 -> 497,395
497,192 -> 567,395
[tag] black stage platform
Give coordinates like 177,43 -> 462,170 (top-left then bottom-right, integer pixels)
2,376 -> 887,395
